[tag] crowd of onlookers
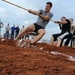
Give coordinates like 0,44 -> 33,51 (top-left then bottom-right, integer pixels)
3,23 -> 36,41
4,23 -> 29,40
0,19 -> 29,40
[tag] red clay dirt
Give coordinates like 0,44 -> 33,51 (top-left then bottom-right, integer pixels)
0,38 -> 75,75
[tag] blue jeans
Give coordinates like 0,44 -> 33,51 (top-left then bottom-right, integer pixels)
6,31 -> 9,38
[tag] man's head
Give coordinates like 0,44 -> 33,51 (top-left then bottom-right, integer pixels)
61,16 -> 66,21
69,18 -> 73,24
17,25 -> 19,27
23,25 -> 24,28
8,23 -> 9,26
13,25 -> 15,27
45,2 -> 52,12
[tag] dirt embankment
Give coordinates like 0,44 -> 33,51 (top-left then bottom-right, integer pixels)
0,38 -> 75,75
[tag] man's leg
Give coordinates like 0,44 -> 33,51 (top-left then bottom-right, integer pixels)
11,34 -> 13,39
49,36 -> 54,45
7,31 -> 9,39
6,31 -> 7,38
49,33 -> 61,45
30,29 -> 45,44
64,34 -> 72,46
56,38 -> 61,47
12,34 -> 14,40
15,24 -> 35,40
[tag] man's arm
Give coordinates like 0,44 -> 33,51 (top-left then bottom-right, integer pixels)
28,9 -> 50,21
28,9 -> 39,15
39,14 -> 50,21
73,36 -> 75,38
54,20 -> 67,25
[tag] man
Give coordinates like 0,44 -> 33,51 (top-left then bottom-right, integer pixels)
11,25 -> 16,40
21,25 -> 25,39
5,23 -> 10,38
15,2 -> 53,44
49,16 -> 72,46
15,25 -> 20,38
0,19 -> 4,37
69,18 -> 75,47
70,18 -> 75,34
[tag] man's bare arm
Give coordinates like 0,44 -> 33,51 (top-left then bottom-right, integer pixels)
28,9 -> 39,15
39,14 -> 50,21
54,20 -> 67,25
73,36 -> 75,38
28,9 -> 50,21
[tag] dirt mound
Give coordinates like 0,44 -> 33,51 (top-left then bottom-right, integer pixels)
0,38 -> 75,75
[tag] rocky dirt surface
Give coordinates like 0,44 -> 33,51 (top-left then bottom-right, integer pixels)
0,38 -> 75,75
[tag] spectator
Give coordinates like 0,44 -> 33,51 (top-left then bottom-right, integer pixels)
5,23 -> 10,39
69,18 -> 75,47
15,25 -> 20,38
25,32 -> 29,40
21,25 -> 25,31
11,25 -> 16,40
21,25 -> 25,39
0,19 -> 4,37
69,18 -> 75,34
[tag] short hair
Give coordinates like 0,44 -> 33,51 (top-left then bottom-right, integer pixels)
61,16 -> 66,19
46,2 -> 52,8
70,18 -> 73,21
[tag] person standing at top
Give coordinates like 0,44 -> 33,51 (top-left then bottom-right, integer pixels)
15,2 -> 53,45
15,25 -> 20,38
5,23 -> 10,39
21,25 -> 25,39
70,18 -> 75,34
25,32 -> 29,40
0,19 -> 4,37
69,18 -> 75,47
11,25 -> 16,40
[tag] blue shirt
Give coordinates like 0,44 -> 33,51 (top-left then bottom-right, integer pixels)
11,27 -> 16,34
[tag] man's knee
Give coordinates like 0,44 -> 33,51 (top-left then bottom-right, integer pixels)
42,30 -> 46,35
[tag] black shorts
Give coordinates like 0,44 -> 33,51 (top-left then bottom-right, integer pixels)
52,32 -> 64,41
60,33 -> 72,46
34,23 -> 44,34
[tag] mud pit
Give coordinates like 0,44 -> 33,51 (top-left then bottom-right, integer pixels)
0,38 -> 75,75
